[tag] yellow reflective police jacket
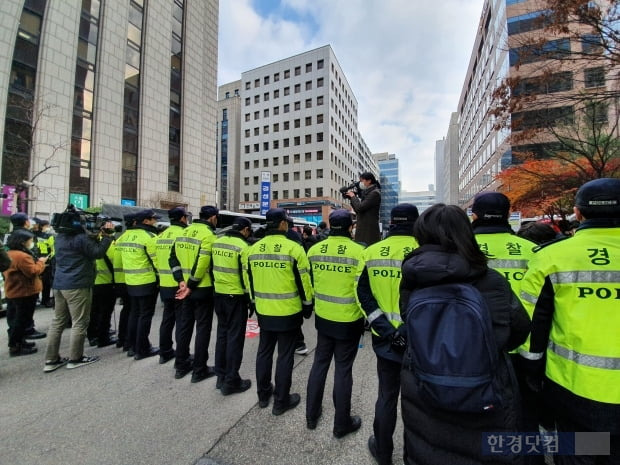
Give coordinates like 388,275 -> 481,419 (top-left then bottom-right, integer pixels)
116,226 -> 158,288
170,220 -> 216,289
244,231 -> 313,319
307,236 -> 364,323
520,226 -> 620,404
212,231 -> 249,295
113,229 -> 131,285
95,241 -> 115,286
154,223 -> 186,289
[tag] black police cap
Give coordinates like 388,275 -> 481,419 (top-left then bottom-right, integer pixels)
329,209 -> 353,230
472,192 -> 510,221
575,178 -> 620,209
390,203 -> 419,224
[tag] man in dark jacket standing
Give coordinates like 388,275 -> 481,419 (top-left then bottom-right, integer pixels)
43,215 -> 114,372
345,172 -> 381,246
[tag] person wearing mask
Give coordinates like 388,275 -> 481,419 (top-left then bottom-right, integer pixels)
399,204 -> 530,465
244,208 -> 314,415
345,172 -> 381,246
9,213 -> 46,340
43,215 -> 115,371
4,230 -> 47,356
305,209 -> 365,438
520,178 -> 620,465
154,207 -> 188,364
170,205 -> 218,383
355,204 -> 419,465
212,216 -> 253,395
116,209 -> 160,360
113,213 -> 136,350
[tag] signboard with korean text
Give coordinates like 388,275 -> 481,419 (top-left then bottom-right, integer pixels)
260,171 -> 271,215
1,185 -> 16,215
69,193 -> 89,209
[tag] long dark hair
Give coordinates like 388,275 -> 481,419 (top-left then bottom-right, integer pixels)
413,204 -> 487,270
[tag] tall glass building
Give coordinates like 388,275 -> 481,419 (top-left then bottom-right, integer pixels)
0,0 -> 219,217
374,152 -> 400,227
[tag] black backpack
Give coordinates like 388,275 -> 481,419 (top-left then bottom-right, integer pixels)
404,281 -> 502,413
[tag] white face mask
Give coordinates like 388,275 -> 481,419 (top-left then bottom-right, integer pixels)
27,241 -> 34,250
358,181 -> 368,191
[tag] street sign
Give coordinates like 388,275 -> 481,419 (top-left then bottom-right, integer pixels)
69,193 -> 89,209
260,171 -> 271,215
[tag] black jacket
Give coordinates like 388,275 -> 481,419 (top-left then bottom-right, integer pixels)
399,245 -> 530,465
53,233 -> 113,290
349,184 -> 381,246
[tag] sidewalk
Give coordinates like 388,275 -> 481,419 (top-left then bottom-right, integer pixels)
0,303 -> 404,465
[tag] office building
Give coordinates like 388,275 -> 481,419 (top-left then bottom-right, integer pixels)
435,112 -> 459,205
400,186 -> 436,214
216,81 -> 241,211
233,45 -> 378,223
373,152 -> 399,227
0,0 -> 219,217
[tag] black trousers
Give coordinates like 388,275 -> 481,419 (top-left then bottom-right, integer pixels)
256,327 -> 298,409
555,416 -> 620,465
87,283 -> 116,343
6,295 -> 37,347
214,293 -> 247,387
374,356 -> 402,465
306,332 -> 359,430
40,265 -> 53,304
129,292 -> 158,355
116,286 -> 131,348
158,297 -> 179,357
175,289 -> 214,375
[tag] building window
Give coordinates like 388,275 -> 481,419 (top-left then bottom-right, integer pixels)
507,10 -> 551,36
253,176 -> 259,185
316,187 -> 323,196
273,191 -> 278,199
294,119 -> 300,128
273,157 -> 279,166
284,121 -> 290,130
317,150 -> 323,160
283,138 -> 289,147
584,67 -> 605,88
263,141 -> 269,150
263,92 -> 269,101
284,69 -> 290,79
306,63 -> 312,72
254,143 -> 259,152
305,170 -> 311,180
283,189 -> 289,199
509,38 -> 570,66
264,75 -> 269,85
254,95 -> 260,104
254,160 -> 259,168
273,140 -> 279,149
305,116 -> 312,126
245,81 -> 251,90
316,169 -> 323,178
264,108 -> 269,117
294,136 -> 300,146
305,188 -> 311,197
244,193 -> 249,201
317,114 -> 324,123
317,77 -> 324,87
284,86 -> 290,96
273,106 -> 279,115
305,81 -> 312,90
317,132 -> 323,142
254,78 -> 260,87
244,177 -> 249,185
254,127 -> 259,136
305,152 -> 312,162
283,155 -> 289,164
254,111 -> 259,119
317,96 -> 324,105
284,103 -> 290,113
317,59 -> 324,69
294,153 -> 300,163
305,99 -> 312,109
295,101 -> 301,111
274,72 -> 280,82
274,89 -> 279,98
294,66 -> 301,76
245,97 -> 251,106
263,158 -> 268,167
273,173 -> 279,182
295,83 -> 300,93
253,193 -> 259,201
245,129 -> 250,137
305,134 -> 312,144
245,145 -> 250,154
274,123 -> 279,132
283,173 -> 289,182
245,113 -> 250,121
294,189 -> 300,198
263,125 -> 269,134
244,161 -> 250,169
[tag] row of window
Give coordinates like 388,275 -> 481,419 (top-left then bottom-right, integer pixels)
245,115 -> 324,137
244,96 -> 324,121
243,187 -> 324,202
243,151 -> 324,169
244,78 -> 325,105
512,67 -> 606,97
244,133 -> 324,153
245,60 -> 325,89
244,169 -> 324,185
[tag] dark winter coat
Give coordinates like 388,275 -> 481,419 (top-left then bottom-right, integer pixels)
349,184 -> 381,246
53,232 -> 113,290
399,245 -> 530,465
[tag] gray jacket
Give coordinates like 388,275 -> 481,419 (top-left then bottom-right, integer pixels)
52,233 -> 113,290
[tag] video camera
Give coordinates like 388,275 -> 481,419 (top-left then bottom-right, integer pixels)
51,204 -> 109,235
339,180 -> 360,197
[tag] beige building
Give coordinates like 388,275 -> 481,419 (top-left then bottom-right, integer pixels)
216,80 -> 241,211
0,0 -> 218,217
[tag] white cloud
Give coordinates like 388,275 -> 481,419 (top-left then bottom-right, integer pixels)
218,0 -> 484,191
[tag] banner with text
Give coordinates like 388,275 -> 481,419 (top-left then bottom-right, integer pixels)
260,171 -> 271,215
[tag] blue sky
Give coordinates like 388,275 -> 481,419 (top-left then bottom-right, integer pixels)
218,0 -> 484,192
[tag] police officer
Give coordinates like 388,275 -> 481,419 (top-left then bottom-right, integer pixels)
87,222 -> 118,348
117,209 -> 159,360
520,178 -> 620,464
34,219 -> 54,308
113,213 -> 136,350
169,205 -> 218,383
212,216 -> 253,395
154,207 -> 188,364
244,208 -> 313,415
305,209 -> 365,438
471,191 -> 542,455
356,203 -> 419,465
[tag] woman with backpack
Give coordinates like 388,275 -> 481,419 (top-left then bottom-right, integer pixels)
399,204 -> 530,465
3,229 -> 48,356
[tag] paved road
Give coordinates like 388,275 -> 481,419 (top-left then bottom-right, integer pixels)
0,302 -> 404,465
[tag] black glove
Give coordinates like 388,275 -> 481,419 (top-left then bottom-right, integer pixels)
248,302 -> 256,318
390,330 -> 407,354
302,303 -> 313,319
522,357 -> 546,393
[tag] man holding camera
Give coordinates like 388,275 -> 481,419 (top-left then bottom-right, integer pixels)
43,211 -> 115,372
344,172 -> 381,246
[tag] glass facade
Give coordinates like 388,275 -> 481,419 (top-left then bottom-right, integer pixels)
168,0 -> 183,192
1,0 -> 48,193
220,108 -> 228,208
121,0 -> 145,201
378,157 -> 400,227
69,0 -> 103,204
